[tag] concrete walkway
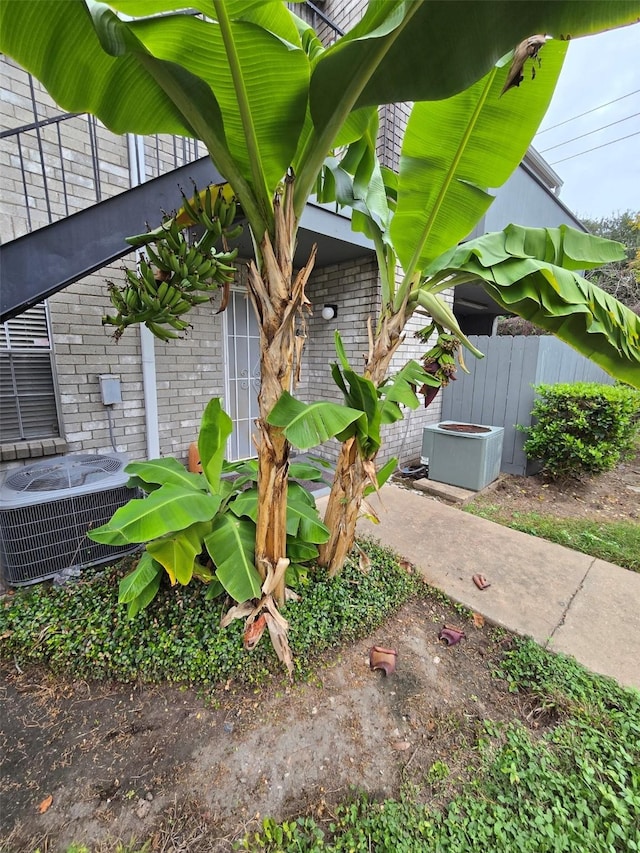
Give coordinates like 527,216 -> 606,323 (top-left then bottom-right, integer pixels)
322,484 -> 640,691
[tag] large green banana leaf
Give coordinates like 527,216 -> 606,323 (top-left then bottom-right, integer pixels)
0,0 -> 308,235
88,483 -> 222,545
3,1 -> 638,232
204,514 -> 262,603
125,457 -> 207,491
331,365 -> 382,457
198,397 -> 233,493
430,226 -> 640,388
391,39 -> 567,275
118,551 -> 164,619
300,2 -> 640,209
267,391 -> 364,450
146,522 -> 208,586
379,360 -> 435,425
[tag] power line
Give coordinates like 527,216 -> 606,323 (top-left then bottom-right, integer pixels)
537,89 -> 640,134
549,129 -> 640,165
540,112 -> 640,153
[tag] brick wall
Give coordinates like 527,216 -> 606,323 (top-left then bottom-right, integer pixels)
1,11 -> 449,477
301,257 -> 445,469
0,58 -> 204,242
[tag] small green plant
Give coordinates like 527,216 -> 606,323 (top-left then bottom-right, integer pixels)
89,398 -> 331,618
521,382 -> 640,479
426,760 -> 451,785
464,507 -> 640,572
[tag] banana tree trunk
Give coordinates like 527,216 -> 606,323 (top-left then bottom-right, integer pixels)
248,178 -> 316,605
317,437 -> 366,576
319,314 -> 405,576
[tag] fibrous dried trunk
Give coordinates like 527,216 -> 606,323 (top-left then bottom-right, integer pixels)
319,314 -> 406,576
247,176 -> 316,605
317,437 -> 364,576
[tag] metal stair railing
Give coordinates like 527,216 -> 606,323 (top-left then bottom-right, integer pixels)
1,87 -> 204,243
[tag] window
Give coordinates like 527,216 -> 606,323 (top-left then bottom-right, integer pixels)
0,304 -> 61,443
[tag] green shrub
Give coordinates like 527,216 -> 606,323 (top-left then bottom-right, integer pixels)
522,382 -> 640,479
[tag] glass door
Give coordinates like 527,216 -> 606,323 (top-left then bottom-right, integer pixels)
225,290 -> 261,460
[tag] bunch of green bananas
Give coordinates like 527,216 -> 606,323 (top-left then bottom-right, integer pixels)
103,184 -> 241,342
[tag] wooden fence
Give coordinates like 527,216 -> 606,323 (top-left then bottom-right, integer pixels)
440,335 -> 613,475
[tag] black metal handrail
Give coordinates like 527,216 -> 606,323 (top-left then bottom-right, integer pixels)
1,2 -> 400,242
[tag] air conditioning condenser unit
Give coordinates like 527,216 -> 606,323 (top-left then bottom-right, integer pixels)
0,453 -> 139,586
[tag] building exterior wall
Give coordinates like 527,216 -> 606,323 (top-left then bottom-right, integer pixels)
1,6 -> 583,480
1,57 -> 221,472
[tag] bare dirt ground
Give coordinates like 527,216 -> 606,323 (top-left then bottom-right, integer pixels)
1,596 -> 536,853
470,447 -> 640,522
2,452 -> 637,852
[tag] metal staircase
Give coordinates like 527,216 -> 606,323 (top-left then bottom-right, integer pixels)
0,3 -> 381,324
1,156 -> 222,322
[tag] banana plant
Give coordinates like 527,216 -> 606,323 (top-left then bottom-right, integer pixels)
306,38 -> 640,575
268,335 -> 438,573
89,398 -> 329,648
3,1 -> 638,607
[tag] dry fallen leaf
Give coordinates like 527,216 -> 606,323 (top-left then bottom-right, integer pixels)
38,795 -> 53,814
390,741 -> 411,751
473,613 -> 485,629
355,543 -> 371,574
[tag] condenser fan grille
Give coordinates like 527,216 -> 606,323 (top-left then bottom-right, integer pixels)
0,452 -> 137,585
5,454 -> 124,493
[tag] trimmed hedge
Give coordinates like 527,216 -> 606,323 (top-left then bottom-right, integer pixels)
522,382 -> 640,479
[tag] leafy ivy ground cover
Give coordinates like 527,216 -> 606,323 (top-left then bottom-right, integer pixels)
4,541 -> 639,853
0,539 -> 417,684
242,640 -> 640,853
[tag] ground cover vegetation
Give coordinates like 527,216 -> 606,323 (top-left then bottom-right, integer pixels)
2,543 -> 639,852
2,3 -> 640,667
464,508 -> 640,573
0,540 -> 417,684
241,642 -> 640,852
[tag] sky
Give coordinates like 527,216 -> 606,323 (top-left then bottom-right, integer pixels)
532,23 -> 640,222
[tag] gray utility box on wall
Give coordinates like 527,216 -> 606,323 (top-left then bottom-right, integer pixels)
421,421 -> 504,491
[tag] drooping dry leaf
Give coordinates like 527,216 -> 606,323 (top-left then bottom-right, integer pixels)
263,611 -> 294,680
285,587 -> 301,602
243,613 -> 267,650
38,795 -> 53,814
363,460 -> 385,507
220,601 -> 254,629
501,34 -> 547,94
355,543 -> 371,574
359,498 -> 380,524
262,557 -> 290,597
472,612 -> 485,629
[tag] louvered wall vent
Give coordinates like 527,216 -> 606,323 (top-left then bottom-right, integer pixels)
0,453 -> 138,586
